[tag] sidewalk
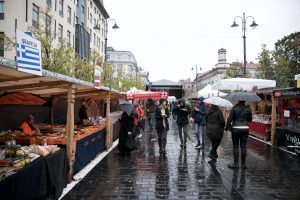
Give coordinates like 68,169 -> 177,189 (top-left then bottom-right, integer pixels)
62,119 -> 300,200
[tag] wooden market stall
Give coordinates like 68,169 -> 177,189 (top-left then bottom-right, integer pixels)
0,59 -> 124,198
271,88 -> 300,151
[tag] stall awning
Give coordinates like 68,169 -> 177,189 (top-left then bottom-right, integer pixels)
0,92 -> 46,105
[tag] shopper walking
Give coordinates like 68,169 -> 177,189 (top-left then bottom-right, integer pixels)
133,99 -> 144,139
225,101 -> 252,169
173,99 -> 191,148
145,98 -> 156,132
206,104 -> 225,161
155,98 -> 170,155
191,97 -> 207,149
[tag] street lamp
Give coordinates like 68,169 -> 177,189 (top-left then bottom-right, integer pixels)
191,64 -> 202,91
104,19 -> 119,62
231,13 -> 258,77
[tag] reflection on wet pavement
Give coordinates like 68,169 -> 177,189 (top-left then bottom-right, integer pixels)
63,119 -> 300,200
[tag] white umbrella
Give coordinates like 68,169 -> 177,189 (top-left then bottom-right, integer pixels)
204,97 -> 233,108
197,84 -> 227,98
212,78 -> 276,91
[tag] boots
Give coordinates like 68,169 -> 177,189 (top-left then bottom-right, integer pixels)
228,147 -> 239,169
241,148 -> 247,169
180,140 -> 184,148
183,138 -> 187,148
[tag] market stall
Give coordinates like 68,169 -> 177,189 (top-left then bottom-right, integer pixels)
271,88 -> 300,151
0,60 -> 123,198
126,90 -> 168,101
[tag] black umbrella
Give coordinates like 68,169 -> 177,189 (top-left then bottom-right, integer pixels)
224,92 -> 261,102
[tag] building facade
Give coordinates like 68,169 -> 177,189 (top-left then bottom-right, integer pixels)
0,0 -> 109,61
106,47 -> 149,85
195,48 -> 230,87
179,78 -> 194,98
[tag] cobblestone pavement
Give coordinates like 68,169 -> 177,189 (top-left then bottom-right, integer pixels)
63,119 -> 300,200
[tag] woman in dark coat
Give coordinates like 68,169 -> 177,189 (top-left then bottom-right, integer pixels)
118,104 -> 137,155
207,104 -> 225,161
155,98 -> 170,155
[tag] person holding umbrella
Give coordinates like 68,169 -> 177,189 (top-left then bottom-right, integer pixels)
155,98 -> 170,155
204,97 -> 232,161
118,99 -> 138,156
224,92 -> 259,169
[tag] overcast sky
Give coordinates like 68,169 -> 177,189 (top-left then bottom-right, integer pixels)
104,0 -> 300,82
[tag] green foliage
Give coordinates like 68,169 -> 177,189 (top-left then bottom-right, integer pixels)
273,52 -> 292,88
256,44 -> 274,79
224,61 -> 251,78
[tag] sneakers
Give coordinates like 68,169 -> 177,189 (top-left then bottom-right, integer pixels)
195,142 -> 201,149
136,134 -> 142,139
208,154 -> 217,161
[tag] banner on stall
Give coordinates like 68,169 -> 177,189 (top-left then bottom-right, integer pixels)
94,64 -> 101,88
16,29 -> 42,76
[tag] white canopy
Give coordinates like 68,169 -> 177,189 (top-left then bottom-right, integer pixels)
126,87 -> 143,94
197,84 -> 227,98
212,78 -> 276,91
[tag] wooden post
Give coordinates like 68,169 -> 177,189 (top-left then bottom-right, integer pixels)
66,84 -> 75,183
271,94 -> 277,145
105,91 -> 112,149
50,96 -> 58,124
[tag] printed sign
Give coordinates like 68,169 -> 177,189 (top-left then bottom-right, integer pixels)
94,64 -> 101,88
16,29 -> 42,76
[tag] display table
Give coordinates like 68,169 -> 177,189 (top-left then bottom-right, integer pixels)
249,121 -> 271,140
0,149 -> 67,200
276,127 -> 300,151
29,125 -> 106,174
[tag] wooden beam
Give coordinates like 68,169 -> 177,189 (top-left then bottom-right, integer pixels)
0,75 -> 38,83
66,84 -> 75,183
271,95 -> 277,145
53,89 -> 109,99
105,92 -> 112,149
0,81 -> 66,91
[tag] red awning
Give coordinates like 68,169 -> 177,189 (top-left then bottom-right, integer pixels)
0,92 -> 46,105
126,91 -> 168,100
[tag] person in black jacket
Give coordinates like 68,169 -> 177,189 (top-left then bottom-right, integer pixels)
207,104 -> 225,161
225,101 -> 252,169
173,99 -> 191,148
155,98 -> 170,155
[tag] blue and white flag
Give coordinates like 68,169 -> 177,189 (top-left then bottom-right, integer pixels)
16,29 -> 42,76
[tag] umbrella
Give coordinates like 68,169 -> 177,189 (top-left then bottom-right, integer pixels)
119,99 -> 134,116
204,97 -> 233,108
224,92 -> 261,102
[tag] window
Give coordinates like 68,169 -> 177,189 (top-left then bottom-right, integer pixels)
94,7 -> 96,14
32,4 -> 39,27
97,37 -> 100,49
67,31 -> 71,46
94,18 -> 96,26
59,0 -> 63,17
67,6 -> 71,24
75,16 -> 78,24
90,1 -> 92,8
101,41 -> 104,52
101,28 -> 103,37
46,0 -> 52,6
89,29 -> 92,40
55,0 -> 57,11
93,33 -> 96,46
54,20 -> 56,38
90,14 -> 92,24
81,5 -> 84,15
76,0 -> 78,7
73,11 -> 75,26
58,24 -> 63,42
45,14 -> 51,35
0,32 -> 4,57
0,1 -> 4,20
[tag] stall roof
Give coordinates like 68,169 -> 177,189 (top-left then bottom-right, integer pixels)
0,58 -> 123,99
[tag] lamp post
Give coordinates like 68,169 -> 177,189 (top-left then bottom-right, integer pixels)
191,64 -> 202,91
231,13 -> 258,77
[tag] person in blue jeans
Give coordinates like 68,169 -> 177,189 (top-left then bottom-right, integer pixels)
191,97 -> 207,149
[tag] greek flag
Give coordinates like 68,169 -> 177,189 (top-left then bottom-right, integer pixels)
16,30 -> 42,76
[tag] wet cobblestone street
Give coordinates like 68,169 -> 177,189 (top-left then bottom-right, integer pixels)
63,119 -> 300,200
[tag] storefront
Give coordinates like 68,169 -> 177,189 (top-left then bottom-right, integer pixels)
271,88 -> 300,151
0,61 -> 124,199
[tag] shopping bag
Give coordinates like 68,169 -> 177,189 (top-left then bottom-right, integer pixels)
124,135 -> 137,151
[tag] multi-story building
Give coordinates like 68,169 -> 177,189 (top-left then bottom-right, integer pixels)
195,48 -> 230,87
179,78 -> 194,98
0,0 -> 109,61
106,46 -> 149,85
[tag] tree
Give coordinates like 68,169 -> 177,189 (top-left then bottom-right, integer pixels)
224,61 -> 251,78
274,32 -> 300,76
273,52 -> 292,88
256,44 -> 274,79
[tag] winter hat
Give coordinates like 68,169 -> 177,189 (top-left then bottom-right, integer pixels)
199,96 -> 205,101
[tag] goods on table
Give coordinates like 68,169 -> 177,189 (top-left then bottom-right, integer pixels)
0,130 -> 30,143
252,114 -> 271,124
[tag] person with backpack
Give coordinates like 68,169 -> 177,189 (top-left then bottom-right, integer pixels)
145,98 -> 156,133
